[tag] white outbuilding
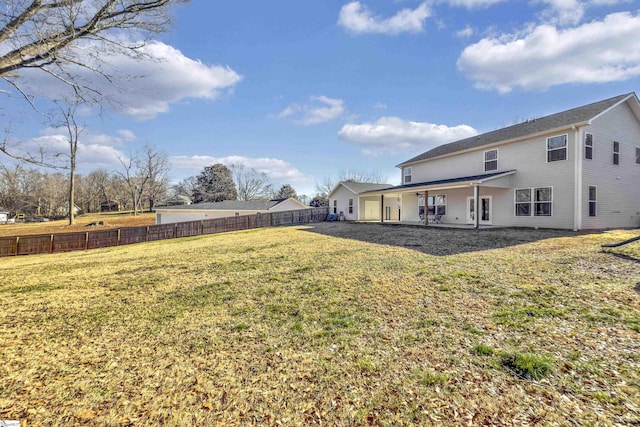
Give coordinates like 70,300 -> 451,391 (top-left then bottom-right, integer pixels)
328,181 -> 391,221
154,198 -> 309,225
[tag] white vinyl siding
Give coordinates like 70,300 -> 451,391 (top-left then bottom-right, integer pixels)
582,100 -> 640,229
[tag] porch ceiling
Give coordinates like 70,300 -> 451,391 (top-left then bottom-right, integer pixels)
361,170 -> 516,196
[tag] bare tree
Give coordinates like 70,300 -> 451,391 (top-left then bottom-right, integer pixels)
171,175 -> 197,198
316,169 -> 389,196
0,0 -> 185,101
230,164 -> 273,201
116,143 -> 169,215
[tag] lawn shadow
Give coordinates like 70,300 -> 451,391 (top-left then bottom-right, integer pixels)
301,222 -> 577,256
603,250 -> 640,265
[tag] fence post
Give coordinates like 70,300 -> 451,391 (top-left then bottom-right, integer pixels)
14,236 -> 19,256
50,234 -> 54,253
85,232 -> 89,251
117,229 -> 121,246
146,226 -> 150,242
174,222 -> 178,238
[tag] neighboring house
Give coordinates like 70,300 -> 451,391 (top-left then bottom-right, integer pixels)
360,93 -> 640,230
100,200 -> 120,212
154,198 -> 309,225
0,210 -> 9,223
328,181 -> 392,221
160,194 -> 192,207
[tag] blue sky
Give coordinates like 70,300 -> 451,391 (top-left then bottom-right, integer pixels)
3,0 -> 640,196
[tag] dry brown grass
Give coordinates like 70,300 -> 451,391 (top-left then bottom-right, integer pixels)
0,223 -> 639,426
0,212 -> 155,237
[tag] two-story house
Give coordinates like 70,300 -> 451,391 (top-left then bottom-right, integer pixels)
359,93 -> 640,230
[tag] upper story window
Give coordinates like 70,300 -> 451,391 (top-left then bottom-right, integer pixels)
585,133 -> 593,160
547,135 -> 567,162
613,141 -> 620,165
636,147 -> 640,165
404,167 -> 412,183
484,149 -> 498,171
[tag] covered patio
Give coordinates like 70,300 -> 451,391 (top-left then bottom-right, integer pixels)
358,170 -> 516,229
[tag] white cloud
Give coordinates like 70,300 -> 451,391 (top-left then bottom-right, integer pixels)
457,11 -> 640,92
12,128 -> 133,172
338,116 -> 478,156
170,155 -> 312,186
13,39 -> 242,119
456,25 -> 475,38
536,0 -> 585,25
272,96 -> 345,125
338,1 -> 431,34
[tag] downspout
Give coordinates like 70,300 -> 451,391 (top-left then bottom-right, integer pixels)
573,125 -> 583,231
381,194 -> 384,223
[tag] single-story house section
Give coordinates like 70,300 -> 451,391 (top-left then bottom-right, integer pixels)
154,198 -> 309,225
328,181 -> 392,221
160,194 -> 192,206
360,92 -> 640,230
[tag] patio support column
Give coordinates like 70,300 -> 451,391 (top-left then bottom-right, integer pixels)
424,191 -> 429,226
380,194 -> 384,223
474,185 -> 480,229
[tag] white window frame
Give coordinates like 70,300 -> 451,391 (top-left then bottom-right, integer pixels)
333,199 -> 337,214
404,167 -> 412,183
534,187 -> 553,217
427,194 -> 446,216
588,185 -> 597,217
547,134 -> 568,163
484,149 -> 498,171
613,141 -> 620,165
513,187 -> 553,217
514,188 -> 532,217
348,198 -> 353,214
584,133 -> 593,160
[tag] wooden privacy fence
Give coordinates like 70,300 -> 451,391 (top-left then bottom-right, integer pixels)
0,207 -> 328,258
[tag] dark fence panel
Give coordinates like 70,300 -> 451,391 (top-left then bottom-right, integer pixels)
120,227 -> 148,245
88,229 -> 119,249
248,213 -> 271,229
17,234 -> 52,255
148,223 -> 176,241
2,207 -> 329,258
0,237 -> 17,256
52,232 -> 87,253
176,220 -> 202,238
202,218 -> 227,235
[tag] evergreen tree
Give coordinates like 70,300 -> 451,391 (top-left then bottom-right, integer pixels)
192,164 -> 237,203
274,184 -> 297,200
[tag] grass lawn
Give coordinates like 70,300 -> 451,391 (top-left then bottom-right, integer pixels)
0,212 -> 156,237
1,223 -> 639,425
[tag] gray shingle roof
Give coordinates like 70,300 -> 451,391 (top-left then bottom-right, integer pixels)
338,181 -> 393,194
398,93 -> 633,167
155,199 -> 284,211
361,170 -> 516,194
